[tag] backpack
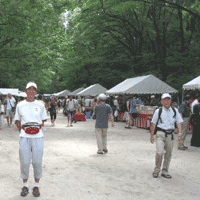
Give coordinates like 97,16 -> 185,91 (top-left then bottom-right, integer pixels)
153,107 -> 176,135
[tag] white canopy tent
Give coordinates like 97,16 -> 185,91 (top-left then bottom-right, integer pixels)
183,76 -> 200,90
57,89 -> 71,97
182,75 -> 200,102
43,94 -> 51,97
77,84 -> 107,96
106,74 -> 178,94
17,91 -> 27,97
0,88 -> 19,95
69,88 -> 85,96
52,89 -> 71,97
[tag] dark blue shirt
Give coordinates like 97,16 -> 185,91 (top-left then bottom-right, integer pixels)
95,103 -> 112,128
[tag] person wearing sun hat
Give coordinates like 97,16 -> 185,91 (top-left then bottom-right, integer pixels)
14,81 -> 47,197
150,93 -> 183,179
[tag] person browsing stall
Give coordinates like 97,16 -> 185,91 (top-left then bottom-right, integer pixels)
178,96 -> 192,150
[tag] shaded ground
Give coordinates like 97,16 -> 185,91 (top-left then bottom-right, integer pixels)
0,111 -> 199,200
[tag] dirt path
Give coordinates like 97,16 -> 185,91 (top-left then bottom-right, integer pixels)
0,111 -> 199,200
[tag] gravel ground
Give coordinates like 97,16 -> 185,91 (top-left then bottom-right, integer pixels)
0,110 -> 199,200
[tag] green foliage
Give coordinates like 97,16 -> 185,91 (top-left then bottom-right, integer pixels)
1,0 -> 200,96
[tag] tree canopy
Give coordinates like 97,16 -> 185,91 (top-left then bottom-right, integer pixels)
1,0 -> 200,97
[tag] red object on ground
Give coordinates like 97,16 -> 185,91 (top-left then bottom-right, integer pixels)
136,114 -> 153,128
75,113 -> 86,121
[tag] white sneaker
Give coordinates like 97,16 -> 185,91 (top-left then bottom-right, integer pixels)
67,124 -> 69,127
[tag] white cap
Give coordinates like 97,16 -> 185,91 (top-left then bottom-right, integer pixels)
115,96 -> 118,99
161,93 -> 171,99
26,82 -> 37,89
151,95 -> 155,98
97,93 -> 107,101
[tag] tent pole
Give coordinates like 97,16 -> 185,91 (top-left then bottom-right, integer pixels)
182,88 -> 184,103
177,95 -> 179,106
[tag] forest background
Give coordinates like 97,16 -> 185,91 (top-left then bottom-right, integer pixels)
0,0 -> 200,100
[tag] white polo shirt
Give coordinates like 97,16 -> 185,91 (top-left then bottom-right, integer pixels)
7,97 -> 16,110
14,100 -> 47,138
151,106 -> 183,130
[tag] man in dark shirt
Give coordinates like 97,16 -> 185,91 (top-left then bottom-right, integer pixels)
94,94 -> 114,154
178,96 -> 192,150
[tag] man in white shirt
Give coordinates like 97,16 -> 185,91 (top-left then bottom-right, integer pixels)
85,96 -> 92,108
191,93 -> 200,113
150,93 -> 183,179
65,95 -> 77,127
15,82 -> 47,197
6,93 -> 16,127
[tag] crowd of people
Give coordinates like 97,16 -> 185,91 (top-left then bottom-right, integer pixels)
1,92 -> 200,138
1,92 -> 200,151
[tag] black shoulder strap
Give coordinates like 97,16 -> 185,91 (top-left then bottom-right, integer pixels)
8,99 -> 13,108
158,107 -> 162,123
172,107 -> 176,117
157,106 -> 176,123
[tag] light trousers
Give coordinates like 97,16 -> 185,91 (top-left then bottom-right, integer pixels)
95,128 -> 108,151
154,131 -> 174,173
19,137 -> 44,180
178,117 -> 189,148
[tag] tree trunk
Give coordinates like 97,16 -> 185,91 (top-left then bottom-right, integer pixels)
178,8 -> 185,53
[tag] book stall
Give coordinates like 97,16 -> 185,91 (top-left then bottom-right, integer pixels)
135,105 -> 157,129
106,74 -> 179,128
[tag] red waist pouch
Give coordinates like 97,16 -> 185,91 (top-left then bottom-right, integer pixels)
22,125 -> 41,135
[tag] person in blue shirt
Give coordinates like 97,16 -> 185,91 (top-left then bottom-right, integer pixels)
130,95 -> 139,127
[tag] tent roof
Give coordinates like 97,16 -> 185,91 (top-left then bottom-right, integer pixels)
183,76 -> 200,90
0,88 -> 19,95
17,91 -> 27,97
69,88 -> 85,95
57,89 -> 71,97
77,84 -> 107,96
106,74 -> 178,94
43,94 -> 51,97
